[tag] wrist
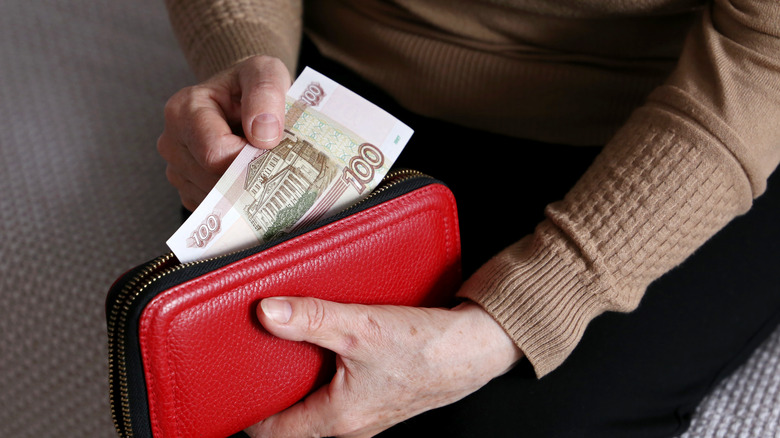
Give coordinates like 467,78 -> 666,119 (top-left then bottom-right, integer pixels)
452,301 -> 524,376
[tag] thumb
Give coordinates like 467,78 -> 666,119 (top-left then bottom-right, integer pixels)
258,297 -> 363,357
237,56 -> 291,149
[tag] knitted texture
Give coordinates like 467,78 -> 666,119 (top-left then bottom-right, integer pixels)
302,0 -> 686,144
164,0 -> 302,79
161,0 -> 778,382
458,106 -> 753,376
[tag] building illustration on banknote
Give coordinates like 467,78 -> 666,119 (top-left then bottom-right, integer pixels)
166,68 -> 412,263
242,129 -> 337,241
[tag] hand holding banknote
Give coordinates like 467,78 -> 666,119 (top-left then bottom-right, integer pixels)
165,63 -> 413,263
157,53 -> 523,438
157,56 -> 291,211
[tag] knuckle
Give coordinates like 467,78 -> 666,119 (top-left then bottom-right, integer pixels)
339,333 -> 361,357
164,85 -> 206,122
240,57 -> 290,96
353,311 -> 384,348
155,133 -> 169,157
185,108 -> 228,171
164,166 -> 176,184
162,88 -> 187,120
244,54 -> 285,71
303,299 -> 329,333
180,195 -> 198,212
248,77 -> 284,102
164,166 -> 186,189
197,142 -> 229,174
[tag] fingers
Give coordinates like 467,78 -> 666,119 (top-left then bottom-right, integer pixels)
157,127 -> 228,208
247,379 -> 386,438
253,297 -> 376,438
258,297 -> 370,359
161,85 -> 246,176
156,55 -> 291,209
158,132 -> 220,186
237,56 -> 290,149
245,385 -> 336,438
164,165 -> 207,211
251,300 -> 519,438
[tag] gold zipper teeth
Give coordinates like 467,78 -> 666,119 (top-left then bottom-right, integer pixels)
107,169 -> 429,437
343,169 -> 427,213
108,251 -> 239,437
107,253 -> 175,437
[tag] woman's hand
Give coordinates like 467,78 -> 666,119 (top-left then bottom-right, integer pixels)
157,56 -> 291,211
245,297 -> 523,438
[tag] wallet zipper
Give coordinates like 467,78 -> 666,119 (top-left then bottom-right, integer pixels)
106,168 -> 428,438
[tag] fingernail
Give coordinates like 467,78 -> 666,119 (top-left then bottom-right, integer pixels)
261,298 -> 292,324
251,114 -> 280,143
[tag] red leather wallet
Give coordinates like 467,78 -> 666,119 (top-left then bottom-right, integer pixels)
105,171 -> 461,438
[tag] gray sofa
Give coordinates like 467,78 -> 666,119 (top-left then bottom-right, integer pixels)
1,1 -> 777,436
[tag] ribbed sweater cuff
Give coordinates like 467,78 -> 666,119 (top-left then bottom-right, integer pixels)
457,224 -> 605,378
457,104 -> 754,378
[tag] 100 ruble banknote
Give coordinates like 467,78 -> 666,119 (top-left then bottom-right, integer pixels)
166,67 -> 413,263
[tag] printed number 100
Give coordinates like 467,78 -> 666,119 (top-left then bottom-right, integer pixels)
189,213 -> 220,248
342,143 -> 385,194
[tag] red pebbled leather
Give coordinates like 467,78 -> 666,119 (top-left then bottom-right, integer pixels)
138,184 -> 461,438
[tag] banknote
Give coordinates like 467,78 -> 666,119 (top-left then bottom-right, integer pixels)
167,67 -> 414,263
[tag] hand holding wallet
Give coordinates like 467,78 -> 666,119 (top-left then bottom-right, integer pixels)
105,172 -> 461,438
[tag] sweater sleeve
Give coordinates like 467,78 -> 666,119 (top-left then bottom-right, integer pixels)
458,0 -> 780,378
163,0 -> 303,80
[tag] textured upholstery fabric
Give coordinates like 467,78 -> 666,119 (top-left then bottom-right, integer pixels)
0,0 -> 776,436
0,1 -> 190,435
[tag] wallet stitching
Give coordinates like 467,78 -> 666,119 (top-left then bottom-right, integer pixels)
142,185 -> 458,433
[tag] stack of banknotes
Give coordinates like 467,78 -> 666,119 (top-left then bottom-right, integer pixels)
167,67 -> 413,263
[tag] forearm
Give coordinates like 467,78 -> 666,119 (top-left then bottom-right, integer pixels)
459,104 -> 753,377
164,0 -> 303,80
459,0 -> 780,378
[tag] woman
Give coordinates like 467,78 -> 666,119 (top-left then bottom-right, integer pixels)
156,1 -> 780,436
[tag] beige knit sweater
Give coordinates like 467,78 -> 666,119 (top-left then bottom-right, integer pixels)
164,0 -> 780,377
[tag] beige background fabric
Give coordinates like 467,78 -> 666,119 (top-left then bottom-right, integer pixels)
0,0 -> 777,436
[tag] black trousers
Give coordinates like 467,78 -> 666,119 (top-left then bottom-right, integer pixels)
235,39 -> 780,438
